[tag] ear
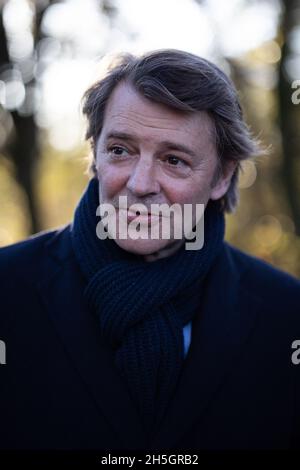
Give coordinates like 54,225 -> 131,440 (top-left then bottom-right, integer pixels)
210,160 -> 238,201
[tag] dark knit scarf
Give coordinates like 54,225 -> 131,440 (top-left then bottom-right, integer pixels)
70,177 -> 225,436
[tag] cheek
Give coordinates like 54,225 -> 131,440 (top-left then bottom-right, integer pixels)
98,164 -> 129,200
165,179 -> 211,206
97,153 -> 128,193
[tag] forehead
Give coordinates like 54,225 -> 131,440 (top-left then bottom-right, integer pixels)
99,81 -> 215,148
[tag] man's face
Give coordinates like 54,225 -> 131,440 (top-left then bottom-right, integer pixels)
95,82 -> 234,261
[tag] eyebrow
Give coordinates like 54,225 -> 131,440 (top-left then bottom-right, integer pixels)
105,131 -> 198,159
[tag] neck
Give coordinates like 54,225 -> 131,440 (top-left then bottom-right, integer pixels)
142,239 -> 185,262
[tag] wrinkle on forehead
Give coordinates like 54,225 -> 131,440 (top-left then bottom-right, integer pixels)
108,115 -> 199,138
111,111 -> 182,129
99,82 -> 216,153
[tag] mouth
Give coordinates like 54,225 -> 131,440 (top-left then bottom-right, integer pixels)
126,210 -> 161,222
114,207 -> 161,222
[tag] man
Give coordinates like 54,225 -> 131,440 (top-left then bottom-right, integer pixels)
0,49 -> 300,452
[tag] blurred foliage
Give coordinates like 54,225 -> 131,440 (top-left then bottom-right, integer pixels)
0,0 -> 300,279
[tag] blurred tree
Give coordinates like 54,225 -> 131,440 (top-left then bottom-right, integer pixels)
193,0 -> 300,276
278,0 -> 300,235
0,0 -> 51,233
0,0 -> 116,234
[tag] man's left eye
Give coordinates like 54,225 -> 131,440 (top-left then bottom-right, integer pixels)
166,155 -> 186,166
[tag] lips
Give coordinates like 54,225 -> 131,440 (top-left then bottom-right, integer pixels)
126,210 -> 161,222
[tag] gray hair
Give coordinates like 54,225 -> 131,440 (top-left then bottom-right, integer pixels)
82,49 -> 260,212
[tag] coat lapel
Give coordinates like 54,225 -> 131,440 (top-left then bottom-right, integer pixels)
37,226 -> 261,450
150,243 -> 262,449
36,225 -> 147,449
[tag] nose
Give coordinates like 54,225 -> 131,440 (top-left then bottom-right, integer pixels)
126,158 -> 160,196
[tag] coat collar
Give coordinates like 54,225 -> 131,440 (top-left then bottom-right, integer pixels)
37,224 -> 261,450
150,240 -> 262,449
37,225 -> 146,449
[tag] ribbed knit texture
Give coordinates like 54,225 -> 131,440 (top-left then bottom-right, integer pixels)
70,177 -> 225,437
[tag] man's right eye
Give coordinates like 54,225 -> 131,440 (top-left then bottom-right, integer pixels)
108,146 -> 128,157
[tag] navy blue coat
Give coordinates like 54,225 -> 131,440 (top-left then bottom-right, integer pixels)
0,224 -> 300,450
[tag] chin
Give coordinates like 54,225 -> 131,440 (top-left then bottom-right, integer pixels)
113,237 -> 173,256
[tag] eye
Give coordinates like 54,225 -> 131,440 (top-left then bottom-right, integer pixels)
166,155 -> 187,166
108,145 -> 129,157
